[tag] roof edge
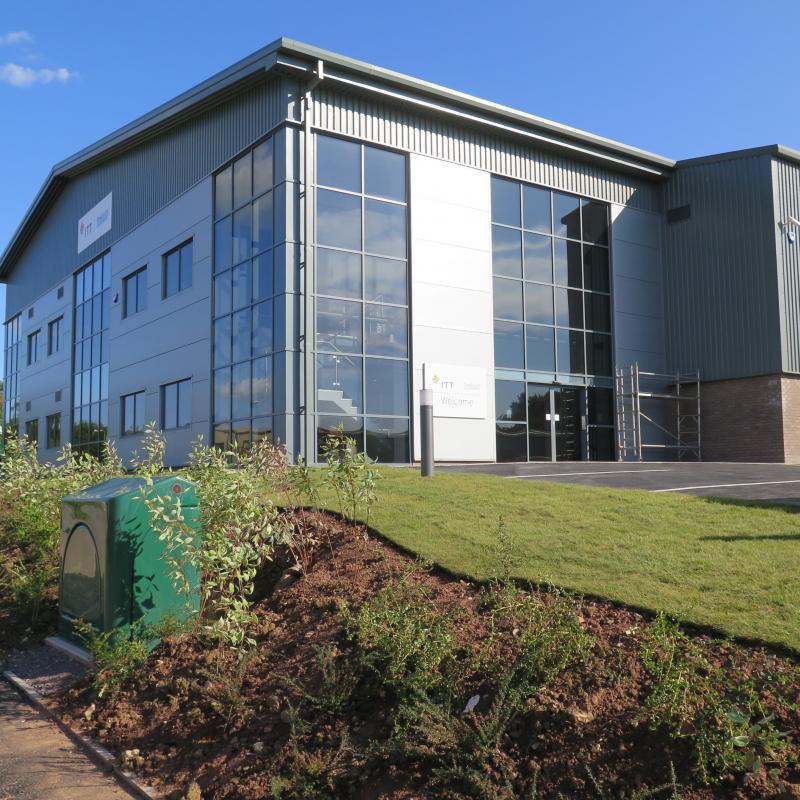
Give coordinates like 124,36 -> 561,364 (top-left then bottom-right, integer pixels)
677,144 -> 800,169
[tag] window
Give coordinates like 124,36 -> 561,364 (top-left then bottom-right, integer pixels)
27,329 -> 40,365
47,317 -> 62,356
163,241 -> 193,298
72,253 -> 111,457
313,135 -> 410,463
122,391 -> 145,436
123,267 -> 147,317
3,315 -> 21,435
212,135 -> 276,449
46,413 -> 61,449
161,379 -> 191,429
490,176 -> 611,379
24,418 -> 38,444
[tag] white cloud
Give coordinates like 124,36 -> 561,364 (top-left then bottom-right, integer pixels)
0,31 -> 33,46
0,63 -> 76,88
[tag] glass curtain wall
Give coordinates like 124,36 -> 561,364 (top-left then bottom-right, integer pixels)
314,134 -> 410,462
3,315 -> 21,436
212,136 -> 276,449
491,176 -> 614,461
72,253 -> 111,457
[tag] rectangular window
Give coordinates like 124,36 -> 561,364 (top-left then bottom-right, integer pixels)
122,390 -> 146,435
3,315 -> 22,435
123,267 -> 148,317
163,241 -> 193,298
312,135 -> 410,463
161,379 -> 191,429
27,329 -> 40,365
212,134 -> 276,449
46,413 -> 61,448
25,418 -> 38,444
47,317 -> 62,356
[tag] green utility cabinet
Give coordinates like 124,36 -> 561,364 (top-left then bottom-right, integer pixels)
59,476 -> 200,644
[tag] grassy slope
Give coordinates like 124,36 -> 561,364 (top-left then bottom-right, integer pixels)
314,469 -> 800,651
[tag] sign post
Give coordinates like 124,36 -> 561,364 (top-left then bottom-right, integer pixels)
420,387 -> 434,477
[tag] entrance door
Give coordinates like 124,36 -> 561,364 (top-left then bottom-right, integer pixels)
526,384 -> 584,462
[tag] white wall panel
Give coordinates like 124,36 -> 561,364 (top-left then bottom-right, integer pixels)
410,154 -> 495,461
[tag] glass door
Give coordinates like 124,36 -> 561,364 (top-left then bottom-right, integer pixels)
553,386 -> 582,461
527,384 -> 552,461
526,383 -> 585,462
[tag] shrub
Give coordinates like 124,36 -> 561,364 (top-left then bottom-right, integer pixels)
144,437 -> 285,648
73,619 -> 150,699
319,429 -> 379,525
639,613 -> 796,783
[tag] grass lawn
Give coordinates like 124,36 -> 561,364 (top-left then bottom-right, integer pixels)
312,468 -> 800,652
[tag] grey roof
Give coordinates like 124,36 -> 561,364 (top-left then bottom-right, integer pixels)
1,36 -> 798,279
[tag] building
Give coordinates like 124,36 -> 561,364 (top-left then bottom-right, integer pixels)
3,38 -> 800,466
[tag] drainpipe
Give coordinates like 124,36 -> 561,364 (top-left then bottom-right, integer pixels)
301,60 -> 324,463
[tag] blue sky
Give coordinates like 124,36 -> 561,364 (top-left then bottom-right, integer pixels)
2,0 -> 799,320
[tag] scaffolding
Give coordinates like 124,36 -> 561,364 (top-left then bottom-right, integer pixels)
615,363 -> 701,461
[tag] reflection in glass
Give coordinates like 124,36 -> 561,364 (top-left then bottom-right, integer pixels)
493,277 -> 523,321
316,298 -> 362,353
232,362 -> 251,420
317,189 -> 361,251
364,147 -> 405,201
553,239 -> 583,287
364,199 -> 406,258
523,233 -> 551,282
494,321 -> 524,369
583,246 -> 609,292
214,218 -> 232,272
365,358 -> 408,416
365,304 -> 407,357
581,200 -> 609,246
366,417 -> 409,462
525,282 -> 554,325
555,288 -> 584,328
526,325 -> 555,372
553,192 -> 581,239
232,262 -> 251,310
232,207 -> 252,264
214,368 -> 231,422
253,139 -> 274,196
233,153 -> 252,209
318,249 -> 361,299
522,185 -> 551,233
317,136 -> 361,192
585,292 -> 611,332
252,301 -> 273,357
252,357 -> 272,417
495,380 -> 526,421
253,253 -> 273,301
365,256 -> 406,305
556,328 -> 585,374
232,308 -> 251,363
492,226 -> 522,278
491,176 -> 520,226
253,192 -> 273,254
316,355 -> 362,416
317,414 -> 363,457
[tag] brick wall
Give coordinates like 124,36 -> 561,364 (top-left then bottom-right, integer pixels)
700,375 -> 785,462
781,376 -> 800,464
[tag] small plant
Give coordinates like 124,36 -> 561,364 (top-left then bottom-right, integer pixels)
341,573 -> 457,707
639,613 -> 796,783
144,438 -> 284,649
199,648 -> 256,730
131,422 -> 166,476
73,619 -> 150,699
319,428 -> 380,525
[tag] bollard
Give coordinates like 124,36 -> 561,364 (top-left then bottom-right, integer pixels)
420,388 -> 434,477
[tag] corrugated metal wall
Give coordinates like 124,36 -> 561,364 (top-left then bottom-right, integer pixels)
5,77 -> 286,317
663,153 -> 781,381
311,86 -> 663,212
773,158 -> 800,374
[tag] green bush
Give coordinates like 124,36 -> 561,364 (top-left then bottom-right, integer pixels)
319,428 -> 379,524
639,613 -> 796,783
73,619 -> 150,699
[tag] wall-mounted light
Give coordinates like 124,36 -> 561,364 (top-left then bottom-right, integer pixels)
780,214 -> 800,244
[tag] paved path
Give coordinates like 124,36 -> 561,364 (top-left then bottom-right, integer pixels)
0,681 -> 136,800
439,461 -> 800,505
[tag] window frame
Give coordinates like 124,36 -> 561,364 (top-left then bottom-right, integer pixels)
46,412 -> 61,449
47,316 -> 63,356
160,378 -> 192,430
26,329 -> 40,366
121,390 -> 146,436
122,266 -> 148,318
162,240 -> 193,299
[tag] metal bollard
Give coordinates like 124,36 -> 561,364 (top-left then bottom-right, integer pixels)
420,388 -> 434,477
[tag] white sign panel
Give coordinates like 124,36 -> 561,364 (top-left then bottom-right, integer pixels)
77,193 -> 112,253
426,363 -> 487,419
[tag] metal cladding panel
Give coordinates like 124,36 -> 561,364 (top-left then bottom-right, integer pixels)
773,158 -> 800,374
311,86 -> 662,212
5,78 -> 286,318
663,154 -> 781,381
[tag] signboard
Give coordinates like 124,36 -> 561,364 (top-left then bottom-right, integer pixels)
77,193 -> 112,253
425,363 -> 487,419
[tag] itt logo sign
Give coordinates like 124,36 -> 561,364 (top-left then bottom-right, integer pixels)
77,193 -> 113,254
425,363 -> 487,419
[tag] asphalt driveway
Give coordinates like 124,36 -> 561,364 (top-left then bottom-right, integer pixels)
438,461 -> 800,505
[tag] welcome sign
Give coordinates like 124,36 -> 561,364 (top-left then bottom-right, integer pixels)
425,363 -> 487,419
77,193 -> 112,253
